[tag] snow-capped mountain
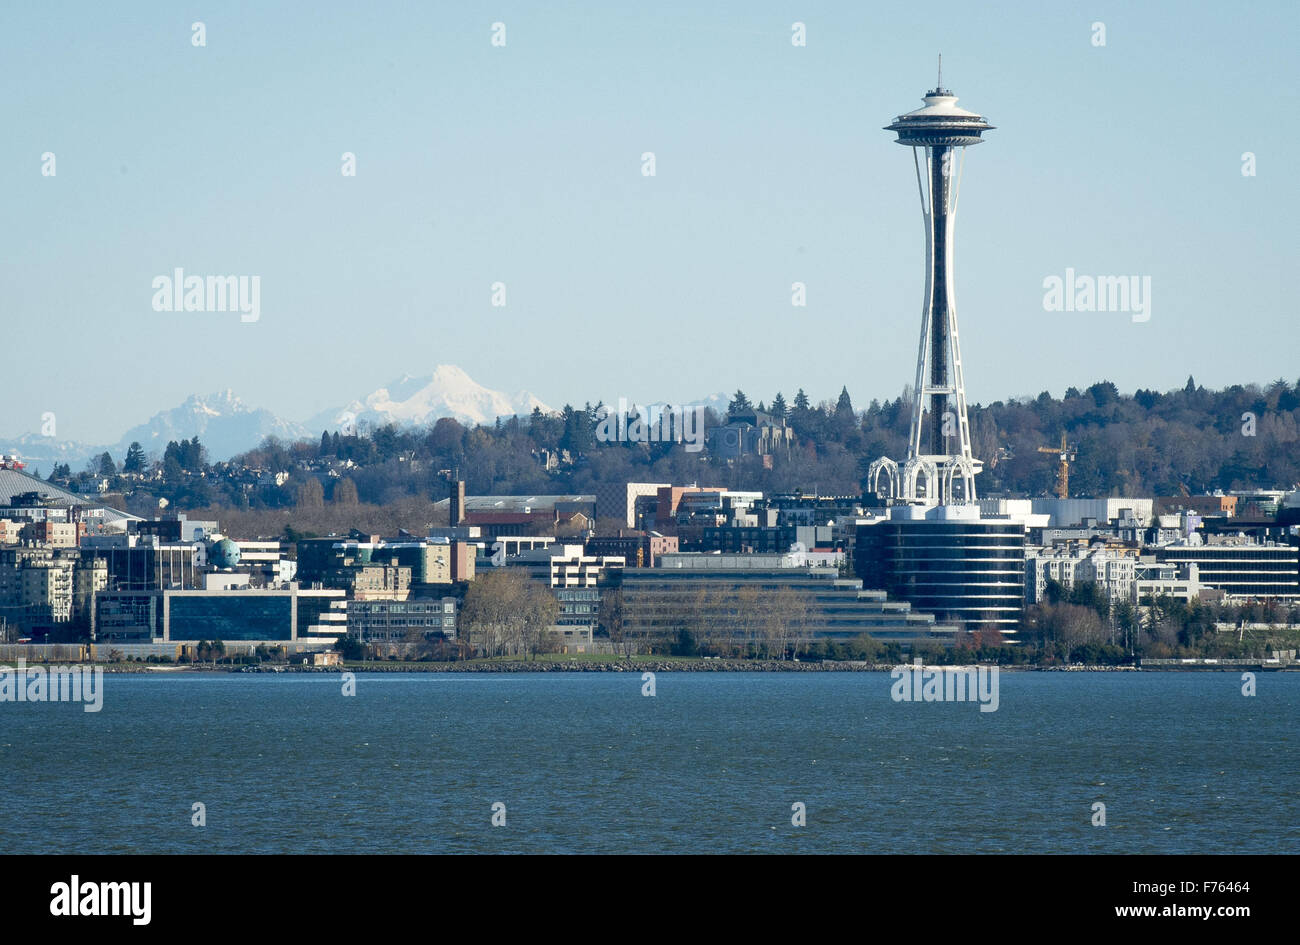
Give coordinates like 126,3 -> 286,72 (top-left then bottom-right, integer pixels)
305,364 -> 552,433
689,392 -> 731,414
0,368 -> 554,468
0,433 -> 101,475
113,390 -> 310,461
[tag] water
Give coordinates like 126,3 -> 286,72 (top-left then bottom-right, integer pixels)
0,671 -> 1295,854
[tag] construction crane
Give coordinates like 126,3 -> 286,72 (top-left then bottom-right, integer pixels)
1037,433 -> 1076,499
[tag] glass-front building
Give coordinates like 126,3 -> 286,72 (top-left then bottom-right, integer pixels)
167,593 -> 293,641
855,513 -> 1026,633
1157,542 -> 1300,599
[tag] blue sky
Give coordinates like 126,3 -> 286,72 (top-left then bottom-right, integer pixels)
2,0 -> 1295,443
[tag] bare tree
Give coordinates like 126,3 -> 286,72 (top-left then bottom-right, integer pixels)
599,588 -> 631,655
763,586 -> 811,659
459,569 -> 559,659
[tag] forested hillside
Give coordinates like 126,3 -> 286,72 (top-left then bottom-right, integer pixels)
74,376 -> 1300,520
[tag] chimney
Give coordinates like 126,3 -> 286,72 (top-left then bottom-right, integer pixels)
450,477 -> 465,527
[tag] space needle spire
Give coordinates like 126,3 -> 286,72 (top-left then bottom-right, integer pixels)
869,66 -> 995,506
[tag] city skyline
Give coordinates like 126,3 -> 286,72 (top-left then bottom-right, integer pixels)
4,1 -> 1295,446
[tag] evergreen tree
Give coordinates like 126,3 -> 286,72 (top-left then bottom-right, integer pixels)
177,437 -> 204,470
560,404 -> 594,453
123,442 -> 146,474
770,392 -> 788,420
789,388 -> 818,438
727,390 -> 752,416
319,431 -> 332,457
98,452 -> 117,477
835,386 -> 854,420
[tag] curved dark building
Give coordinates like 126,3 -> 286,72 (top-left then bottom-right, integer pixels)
856,511 -> 1025,634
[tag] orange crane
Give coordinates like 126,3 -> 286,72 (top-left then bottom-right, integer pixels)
1037,433 -> 1076,499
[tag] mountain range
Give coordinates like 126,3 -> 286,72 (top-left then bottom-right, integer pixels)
0,366 -> 557,471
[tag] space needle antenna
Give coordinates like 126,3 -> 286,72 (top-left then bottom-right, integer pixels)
877,64 -> 996,505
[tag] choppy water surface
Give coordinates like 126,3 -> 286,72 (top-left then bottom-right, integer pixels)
0,671 -> 1295,854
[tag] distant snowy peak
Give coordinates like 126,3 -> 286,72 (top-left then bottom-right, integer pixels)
115,392 -> 309,460
0,370 -> 555,470
308,364 -> 553,432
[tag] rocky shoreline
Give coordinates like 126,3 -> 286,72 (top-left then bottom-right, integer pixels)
78,660 -> 1171,674
233,659 -> 1144,674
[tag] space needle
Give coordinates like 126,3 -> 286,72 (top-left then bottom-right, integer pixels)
870,59 -> 994,505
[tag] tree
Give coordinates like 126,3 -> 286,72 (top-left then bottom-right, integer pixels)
790,389 -> 815,435
459,569 -> 559,659
770,392 -> 788,421
332,478 -> 359,505
518,581 -> 561,660
727,390 -> 752,417
835,386 -> 854,420
335,635 -> 365,661
98,452 -> 117,478
560,404 -> 594,454
319,431 -> 333,457
598,589 -> 629,654
761,586 -> 811,659
296,478 -> 325,508
123,442 -> 146,474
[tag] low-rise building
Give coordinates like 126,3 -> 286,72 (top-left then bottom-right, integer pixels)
347,597 -> 458,642
585,533 -> 677,568
1133,559 -> 1204,604
1157,538 -> 1300,600
93,584 -> 346,645
621,552 -> 959,648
